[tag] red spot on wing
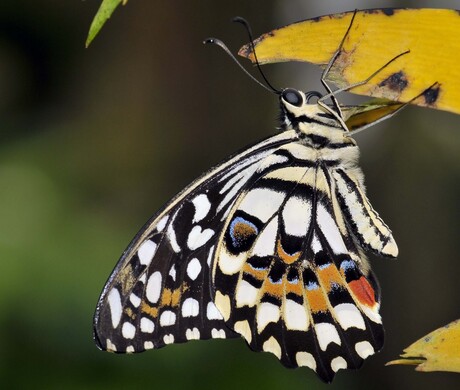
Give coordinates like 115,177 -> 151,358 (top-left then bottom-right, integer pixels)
348,276 -> 376,307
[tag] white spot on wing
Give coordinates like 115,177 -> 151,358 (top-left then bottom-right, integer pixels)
257,302 -> 280,332
186,258 -> 202,281
182,297 -> 199,317
361,305 -> 382,324
315,323 -> 341,351
137,240 -> 157,266
284,299 -> 309,331
317,203 -> 347,254
140,317 -> 155,333
167,222 -> 181,253
144,341 -> 154,349
234,320 -> 252,343
122,322 -> 136,339
250,217 -> 277,257
191,194 -> 211,223
186,327 -> 201,340
282,196 -> 311,237
169,265 -> 176,281
214,291 -> 231,321
211,328 -> 226,339
160,310 -> 176,326
235,280 -> 259,308
129,293 -> 141,308
334,303 -> 366,330
126,345 -> 135,353
331,356 -> 347,372
355,341 -> 375,359
163,334 -> 174,344
262,336 -> 282,359
106,339 -> 117,352
107,288 -> 122,328
206,301 -> 223,320
296,351 -> 317,371
187,225 -> 214,250
382,238 -> 398,257
146,271 -> 162,304
311,233 -> 322,253
156,215 -> 169,232
239,188 -> 285,223
218,248 -> 246,275
207,245 -> 215,266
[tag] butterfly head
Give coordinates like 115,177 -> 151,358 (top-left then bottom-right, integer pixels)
279,88 -> 350,146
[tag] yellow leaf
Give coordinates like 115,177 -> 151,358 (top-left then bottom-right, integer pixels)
343,100 -> 403,132
386,319 -> 460,373
239,9 -> 460,115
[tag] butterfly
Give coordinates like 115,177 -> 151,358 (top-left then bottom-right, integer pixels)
93,14 -> 406,383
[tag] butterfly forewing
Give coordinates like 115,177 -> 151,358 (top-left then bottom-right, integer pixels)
93,131 -> 298,352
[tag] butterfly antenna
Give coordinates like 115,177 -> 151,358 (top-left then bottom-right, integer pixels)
232,17 -> 280,94
204,37 -> 275,93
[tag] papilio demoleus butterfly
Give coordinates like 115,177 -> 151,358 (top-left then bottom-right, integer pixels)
93,12 -> 425,383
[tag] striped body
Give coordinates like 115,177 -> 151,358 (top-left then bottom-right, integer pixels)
93,88 -> 397,382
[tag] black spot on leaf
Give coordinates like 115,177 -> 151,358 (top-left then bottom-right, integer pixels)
423,84 -> 440,105
379,71 -> 408,92
364,8 -> 395,16
364,9 -> 379,15
382,8 -> 395,16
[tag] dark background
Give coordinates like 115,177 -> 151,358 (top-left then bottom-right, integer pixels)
0,0 -> 459,389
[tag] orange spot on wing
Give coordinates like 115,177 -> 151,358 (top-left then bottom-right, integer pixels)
262,278 -> 284,299
141,301 -> 158,317
285,277 -> 303,297
160,288 -> 179,307
349,276 -> 376,307
306,288 -> 328,313
233,221 -> 257,240
276,240 -> 301,264
124,307 -> 135,319
243,263 -> 268,281
317,263 -> 346,292
160,284 -> 188,307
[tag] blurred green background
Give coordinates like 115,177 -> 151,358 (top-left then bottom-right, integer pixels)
0,1 -> 459,389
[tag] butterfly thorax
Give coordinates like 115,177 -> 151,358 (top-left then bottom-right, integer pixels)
279,89 -> 359,170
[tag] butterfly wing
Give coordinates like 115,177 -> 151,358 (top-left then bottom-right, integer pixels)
93,130 -> 298,352
212,142 -> 386,383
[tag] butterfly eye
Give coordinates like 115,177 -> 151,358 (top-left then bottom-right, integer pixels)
281,88 -> 303,107
304,91 -> 323,104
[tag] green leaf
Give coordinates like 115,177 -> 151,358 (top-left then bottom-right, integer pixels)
86,0 -> 128,48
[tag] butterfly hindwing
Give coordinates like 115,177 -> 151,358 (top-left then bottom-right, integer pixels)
212,142 -> 385,382
93,131 -> 298,352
